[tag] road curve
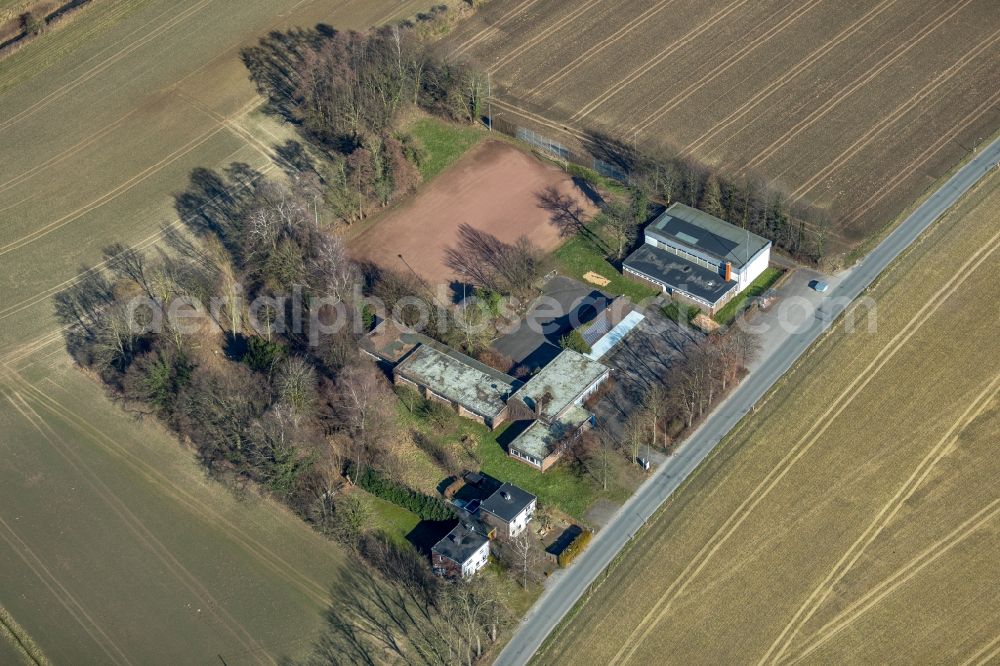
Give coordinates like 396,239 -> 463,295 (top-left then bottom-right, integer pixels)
495,136 -> 1000,666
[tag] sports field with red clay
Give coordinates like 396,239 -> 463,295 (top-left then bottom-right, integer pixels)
446,0 -> 1000,250
351,139 -> 595,286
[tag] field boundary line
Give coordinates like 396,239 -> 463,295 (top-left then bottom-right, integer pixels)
0,367 -> 332,608
0,392 -> 134,666
739,0 -> 971,171
0,601 -> 52,666
608,230 -> 1000,666
786,496 -> 1000,664
761,372 -> 1000,665
449,0 -> 543,57
678,0 -> 899,158
571,0 -> 752,122
172,90 -> 274,160
787,28 -> 1000,202
629,0 -> 822,136
7,390 -> 275,665
0,0 -> 214,131
842,90 -> 1000,228
524,0 -> 679,100
487,0 -> 604,74
491,97 -> 588,144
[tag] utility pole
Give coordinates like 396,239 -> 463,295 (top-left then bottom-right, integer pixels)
487,71 -> 493,132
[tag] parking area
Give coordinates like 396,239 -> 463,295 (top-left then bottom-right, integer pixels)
739,265 -> 849,371
492,276 -> 612,371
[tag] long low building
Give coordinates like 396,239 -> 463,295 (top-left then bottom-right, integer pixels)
624,202 -> 771,313
393,342 -> 519,430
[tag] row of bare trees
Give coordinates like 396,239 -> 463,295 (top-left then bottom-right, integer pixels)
572,326 -> 762,492
241,21 -> 485,225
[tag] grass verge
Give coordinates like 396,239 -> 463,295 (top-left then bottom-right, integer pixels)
712,266 -> 784,326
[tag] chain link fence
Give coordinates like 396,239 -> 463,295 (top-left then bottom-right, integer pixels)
490,114 -> 630,184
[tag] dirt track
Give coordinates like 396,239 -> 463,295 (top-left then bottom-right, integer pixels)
447,0 -> 1000,249
351,139 -> 594,286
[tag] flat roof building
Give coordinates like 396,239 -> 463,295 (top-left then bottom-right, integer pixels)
624,203 -> 771,313
507,350 -> 609,471
510,349 -> 609,424
393,343 -> 519,429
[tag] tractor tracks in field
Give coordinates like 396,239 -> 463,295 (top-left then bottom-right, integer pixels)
0,362 -> 333,613
450,0 -> 543,58
570,0 -> 754,123
486,0 -> 604,75
606,228 -> 1000,666
784,493 -> 1000,664
0,0 -> 215,131
627,0 -> 822,137
787,28 -> 1000,203
3,389 -> 275,665
759,373 -> 1000,665
677,0 -> 900,158
522,0 -> 680,100
737,0 -> 976,173
0,511 -> 133,666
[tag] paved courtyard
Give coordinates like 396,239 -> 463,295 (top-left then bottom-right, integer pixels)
493,276 -> 612,370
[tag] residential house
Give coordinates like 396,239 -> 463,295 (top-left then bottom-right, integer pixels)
431,522 -> 491,578
478,483 -> 537,539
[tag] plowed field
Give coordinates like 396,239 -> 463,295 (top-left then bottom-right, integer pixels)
449,0 -> 1000,250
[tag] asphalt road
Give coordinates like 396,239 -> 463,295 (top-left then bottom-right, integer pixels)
495,137 -> 1000,666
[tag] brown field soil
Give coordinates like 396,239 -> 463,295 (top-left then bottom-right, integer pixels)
351,139 -> 594,286
446,0 -> 1000,252
0,0 -> 454,662
534,170 -> 1000,664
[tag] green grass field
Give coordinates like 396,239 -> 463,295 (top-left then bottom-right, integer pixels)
409,116 -> 484,180
553,226 -> 660,305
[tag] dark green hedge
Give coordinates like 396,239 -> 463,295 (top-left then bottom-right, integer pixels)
557,528 -> 592,568
352,465 -> 453,521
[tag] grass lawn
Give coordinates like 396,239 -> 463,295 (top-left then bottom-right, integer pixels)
409,116 -> 484,180
713,266 -> 785,326
354,489 -> 422,544
475,423 -> 635,522
553,226 -> 660,304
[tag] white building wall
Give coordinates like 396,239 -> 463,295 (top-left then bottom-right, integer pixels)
461,542 -> 490,577
736,245 -> 771,289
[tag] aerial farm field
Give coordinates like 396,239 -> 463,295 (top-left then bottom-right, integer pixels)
448,0 -> 1000,249
536,171 -> 1000,664
0,0 -> 448,662
351,139 -> 594,285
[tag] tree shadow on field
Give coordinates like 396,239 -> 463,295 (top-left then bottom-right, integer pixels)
293,552 -> 452,666
240,26 -> 331,122
172,163 -> 264,261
